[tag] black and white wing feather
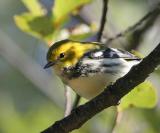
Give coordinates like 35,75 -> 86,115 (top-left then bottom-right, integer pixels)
84,48 -> 141,60
64,48 -> 141,79
76,48 -> 141,76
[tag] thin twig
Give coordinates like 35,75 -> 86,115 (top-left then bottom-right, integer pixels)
64,86 -> 72,117
97,0 -> 109,41
41,41 -> 160,133
105,3 -> 160,46
125,8 -> 160,51
110,108 -> 122,133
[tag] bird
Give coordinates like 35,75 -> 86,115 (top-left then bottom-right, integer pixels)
44,39 -> 141,99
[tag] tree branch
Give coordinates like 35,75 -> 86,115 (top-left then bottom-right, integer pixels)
97,0 -> 109,41
125,7 -> 160,51
41,41 -> 160,133
105,3 -> 160,47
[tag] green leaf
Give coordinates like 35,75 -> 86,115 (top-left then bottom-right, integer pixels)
52,0 -> 91,24
22,0 -> 45,16
118,81 -> 157,111
14,13 -> 55,42
14,0 -> 92,42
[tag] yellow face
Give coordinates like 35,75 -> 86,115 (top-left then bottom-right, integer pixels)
44,40 -> 100,70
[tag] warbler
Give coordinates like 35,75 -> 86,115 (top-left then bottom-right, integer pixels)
44,39 -> 141,99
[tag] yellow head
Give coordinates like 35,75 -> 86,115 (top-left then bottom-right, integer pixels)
44,39 -> 101,71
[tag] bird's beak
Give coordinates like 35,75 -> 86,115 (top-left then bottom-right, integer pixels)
44,61 -> 55,69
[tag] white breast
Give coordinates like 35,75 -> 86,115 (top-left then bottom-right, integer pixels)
65,59 -> 140,99
67,73 -> 117,99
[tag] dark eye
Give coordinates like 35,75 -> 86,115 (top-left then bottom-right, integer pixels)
59,53 -> 65,58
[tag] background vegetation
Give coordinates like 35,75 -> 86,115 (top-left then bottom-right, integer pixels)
0,0 -> 160,133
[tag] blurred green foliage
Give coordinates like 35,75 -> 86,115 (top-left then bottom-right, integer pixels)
14,0 -> 92,43
15,13 -> 54,42
0,0 -> 160,133
118,81 -> 157,111
0,98 -> 62,133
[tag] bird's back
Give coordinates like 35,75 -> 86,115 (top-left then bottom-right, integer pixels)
64,47 -> 141,99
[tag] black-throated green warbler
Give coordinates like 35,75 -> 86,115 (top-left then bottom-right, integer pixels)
44,39 -> 141,99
